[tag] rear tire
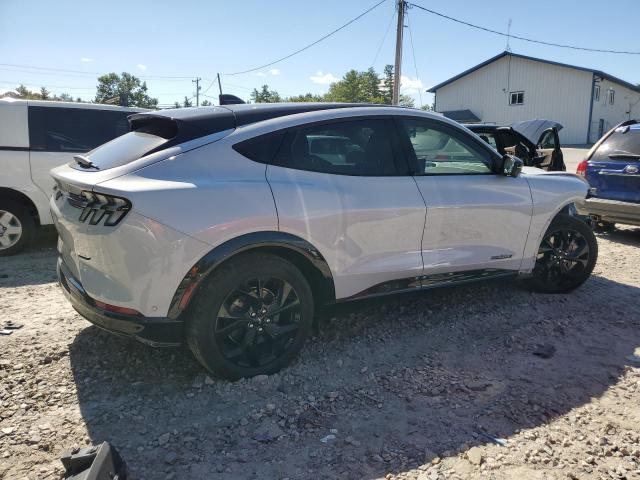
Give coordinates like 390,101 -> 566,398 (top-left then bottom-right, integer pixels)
0,199 -> 36,256
186,252 -> 314,380
525,214 -> 598,293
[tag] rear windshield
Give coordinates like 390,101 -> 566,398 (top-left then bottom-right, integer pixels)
79,131 -> 168,170
592,124 -> 640,161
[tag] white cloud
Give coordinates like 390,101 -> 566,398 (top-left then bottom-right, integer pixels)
80,57 -> 93,63
252,71 -> 267,77
310,71 -> 339,85
400,76 -> 424,94
136,64 -> 148,71
269,68 -> 280,76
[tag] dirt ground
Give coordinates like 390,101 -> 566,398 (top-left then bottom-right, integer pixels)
1,226 -> 639,480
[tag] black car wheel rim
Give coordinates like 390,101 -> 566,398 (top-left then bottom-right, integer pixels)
533,228 -> 590,289
214,277 -> 302,368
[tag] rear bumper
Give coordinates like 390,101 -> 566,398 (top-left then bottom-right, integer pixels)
576,197 -> 640,226
57,258 -> 184,347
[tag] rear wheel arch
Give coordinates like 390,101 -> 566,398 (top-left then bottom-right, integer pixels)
168,232 -> 335,319
0,187 -> 40,226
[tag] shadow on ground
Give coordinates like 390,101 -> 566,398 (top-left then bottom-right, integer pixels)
596,226 -> 640,247
67,273 -> 640,479
0,227 -> 58,287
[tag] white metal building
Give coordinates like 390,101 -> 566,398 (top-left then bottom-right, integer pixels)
428,52 -> 640,144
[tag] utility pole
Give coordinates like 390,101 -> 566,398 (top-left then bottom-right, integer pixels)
217,73 -> 223,97
192,77 -> 201,106
392,0 -> 406,106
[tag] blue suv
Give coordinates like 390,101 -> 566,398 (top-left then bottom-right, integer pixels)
577,120 -> 640,229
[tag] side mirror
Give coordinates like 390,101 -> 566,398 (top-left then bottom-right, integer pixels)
502,154 -> 523,177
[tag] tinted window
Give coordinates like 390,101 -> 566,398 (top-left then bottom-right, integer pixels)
79,132 -> 169,170
538,130 -> 556,149
233,132 -> 286,164
29,106 -> 131,152
273,119 -> 399,176
400,119 -> 493,175
591,124 -> 640,161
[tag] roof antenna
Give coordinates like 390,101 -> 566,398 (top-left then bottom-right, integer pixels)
505,18 -> 512,52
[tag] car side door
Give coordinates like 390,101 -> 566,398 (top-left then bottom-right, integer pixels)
396,116 -> 533,278
265,116 -> 427,299
536,128 -> 565,171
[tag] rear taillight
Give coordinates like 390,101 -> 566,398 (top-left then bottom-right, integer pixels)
79,191 -> 131,226
576,159 -> 588,177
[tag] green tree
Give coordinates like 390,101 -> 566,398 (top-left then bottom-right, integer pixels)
173,101 -> 182,108
250,85 -> 282,103
40,87 -> 50,100
285,93 -> 324,102
201,99 -> 212,106
95,72 -> 158,108
58,93 -> 74,102
183,96 -> 193,107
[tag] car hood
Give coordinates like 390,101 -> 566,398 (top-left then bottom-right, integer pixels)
511,119 -> 563,145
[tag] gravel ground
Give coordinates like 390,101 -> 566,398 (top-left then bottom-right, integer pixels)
1,226 -> 639,480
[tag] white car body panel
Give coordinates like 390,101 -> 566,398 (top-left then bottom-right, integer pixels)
520,168 -> 589,271
415,175 -> 533,274
49,105 -> 589,320
267,165 -> 425,298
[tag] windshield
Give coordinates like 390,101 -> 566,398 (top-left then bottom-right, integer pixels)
591,124 -> 640,161
73,131 -> 168,170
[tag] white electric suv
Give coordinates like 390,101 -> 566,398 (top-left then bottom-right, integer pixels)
50,104 -> 597,380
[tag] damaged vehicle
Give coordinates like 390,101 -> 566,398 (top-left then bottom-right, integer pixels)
466,119 -> 566,171
51,104 -> 596,380
576,119 -> 640,229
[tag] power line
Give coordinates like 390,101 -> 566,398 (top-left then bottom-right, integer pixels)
370,7 -> 396,67
408,2 -> 640,55
221,0 -> 388,76
406,11 -> 423,108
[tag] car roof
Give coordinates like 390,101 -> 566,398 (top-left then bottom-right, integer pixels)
136,102 -> 383,127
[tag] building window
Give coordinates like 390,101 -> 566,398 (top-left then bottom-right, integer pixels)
594,85 -> 600,102
509,91 -> 524,106
608,89 -> 615,105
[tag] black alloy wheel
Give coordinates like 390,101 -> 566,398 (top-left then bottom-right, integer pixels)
186,252 -> 314,380
214,277 -> 302,368
527,214 -> 598,293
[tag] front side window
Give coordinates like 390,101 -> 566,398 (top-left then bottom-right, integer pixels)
399,118 -> 493,175
538,130 -> 556,149
594,84 -> 600,102
273,118 -> 399,176
608,89 -> 615,105
28,106 -> 131,153
509,91 -> 524,106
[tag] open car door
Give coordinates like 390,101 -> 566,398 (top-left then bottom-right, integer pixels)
511,119 -> 565,171
536,128 -> 565,171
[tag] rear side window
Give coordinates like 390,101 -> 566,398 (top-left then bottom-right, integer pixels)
28,106 -> 131,153
233,132 -> 286,164
273,119 -> 400,176
591,124 -> 640,161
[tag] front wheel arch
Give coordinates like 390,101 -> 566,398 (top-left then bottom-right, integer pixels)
168,232 -> 335,319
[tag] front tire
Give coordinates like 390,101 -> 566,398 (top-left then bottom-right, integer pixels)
186,252 -> 314,380
525,214 -> 598,293
0,200 -> 36,256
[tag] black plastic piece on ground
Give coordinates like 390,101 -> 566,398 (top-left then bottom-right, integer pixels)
61,442 -> 127,479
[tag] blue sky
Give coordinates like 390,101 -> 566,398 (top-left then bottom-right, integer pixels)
1,0 -> 638,107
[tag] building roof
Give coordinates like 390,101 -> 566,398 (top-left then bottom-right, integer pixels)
427,51 -> 640,94
441,109 -> 481,123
